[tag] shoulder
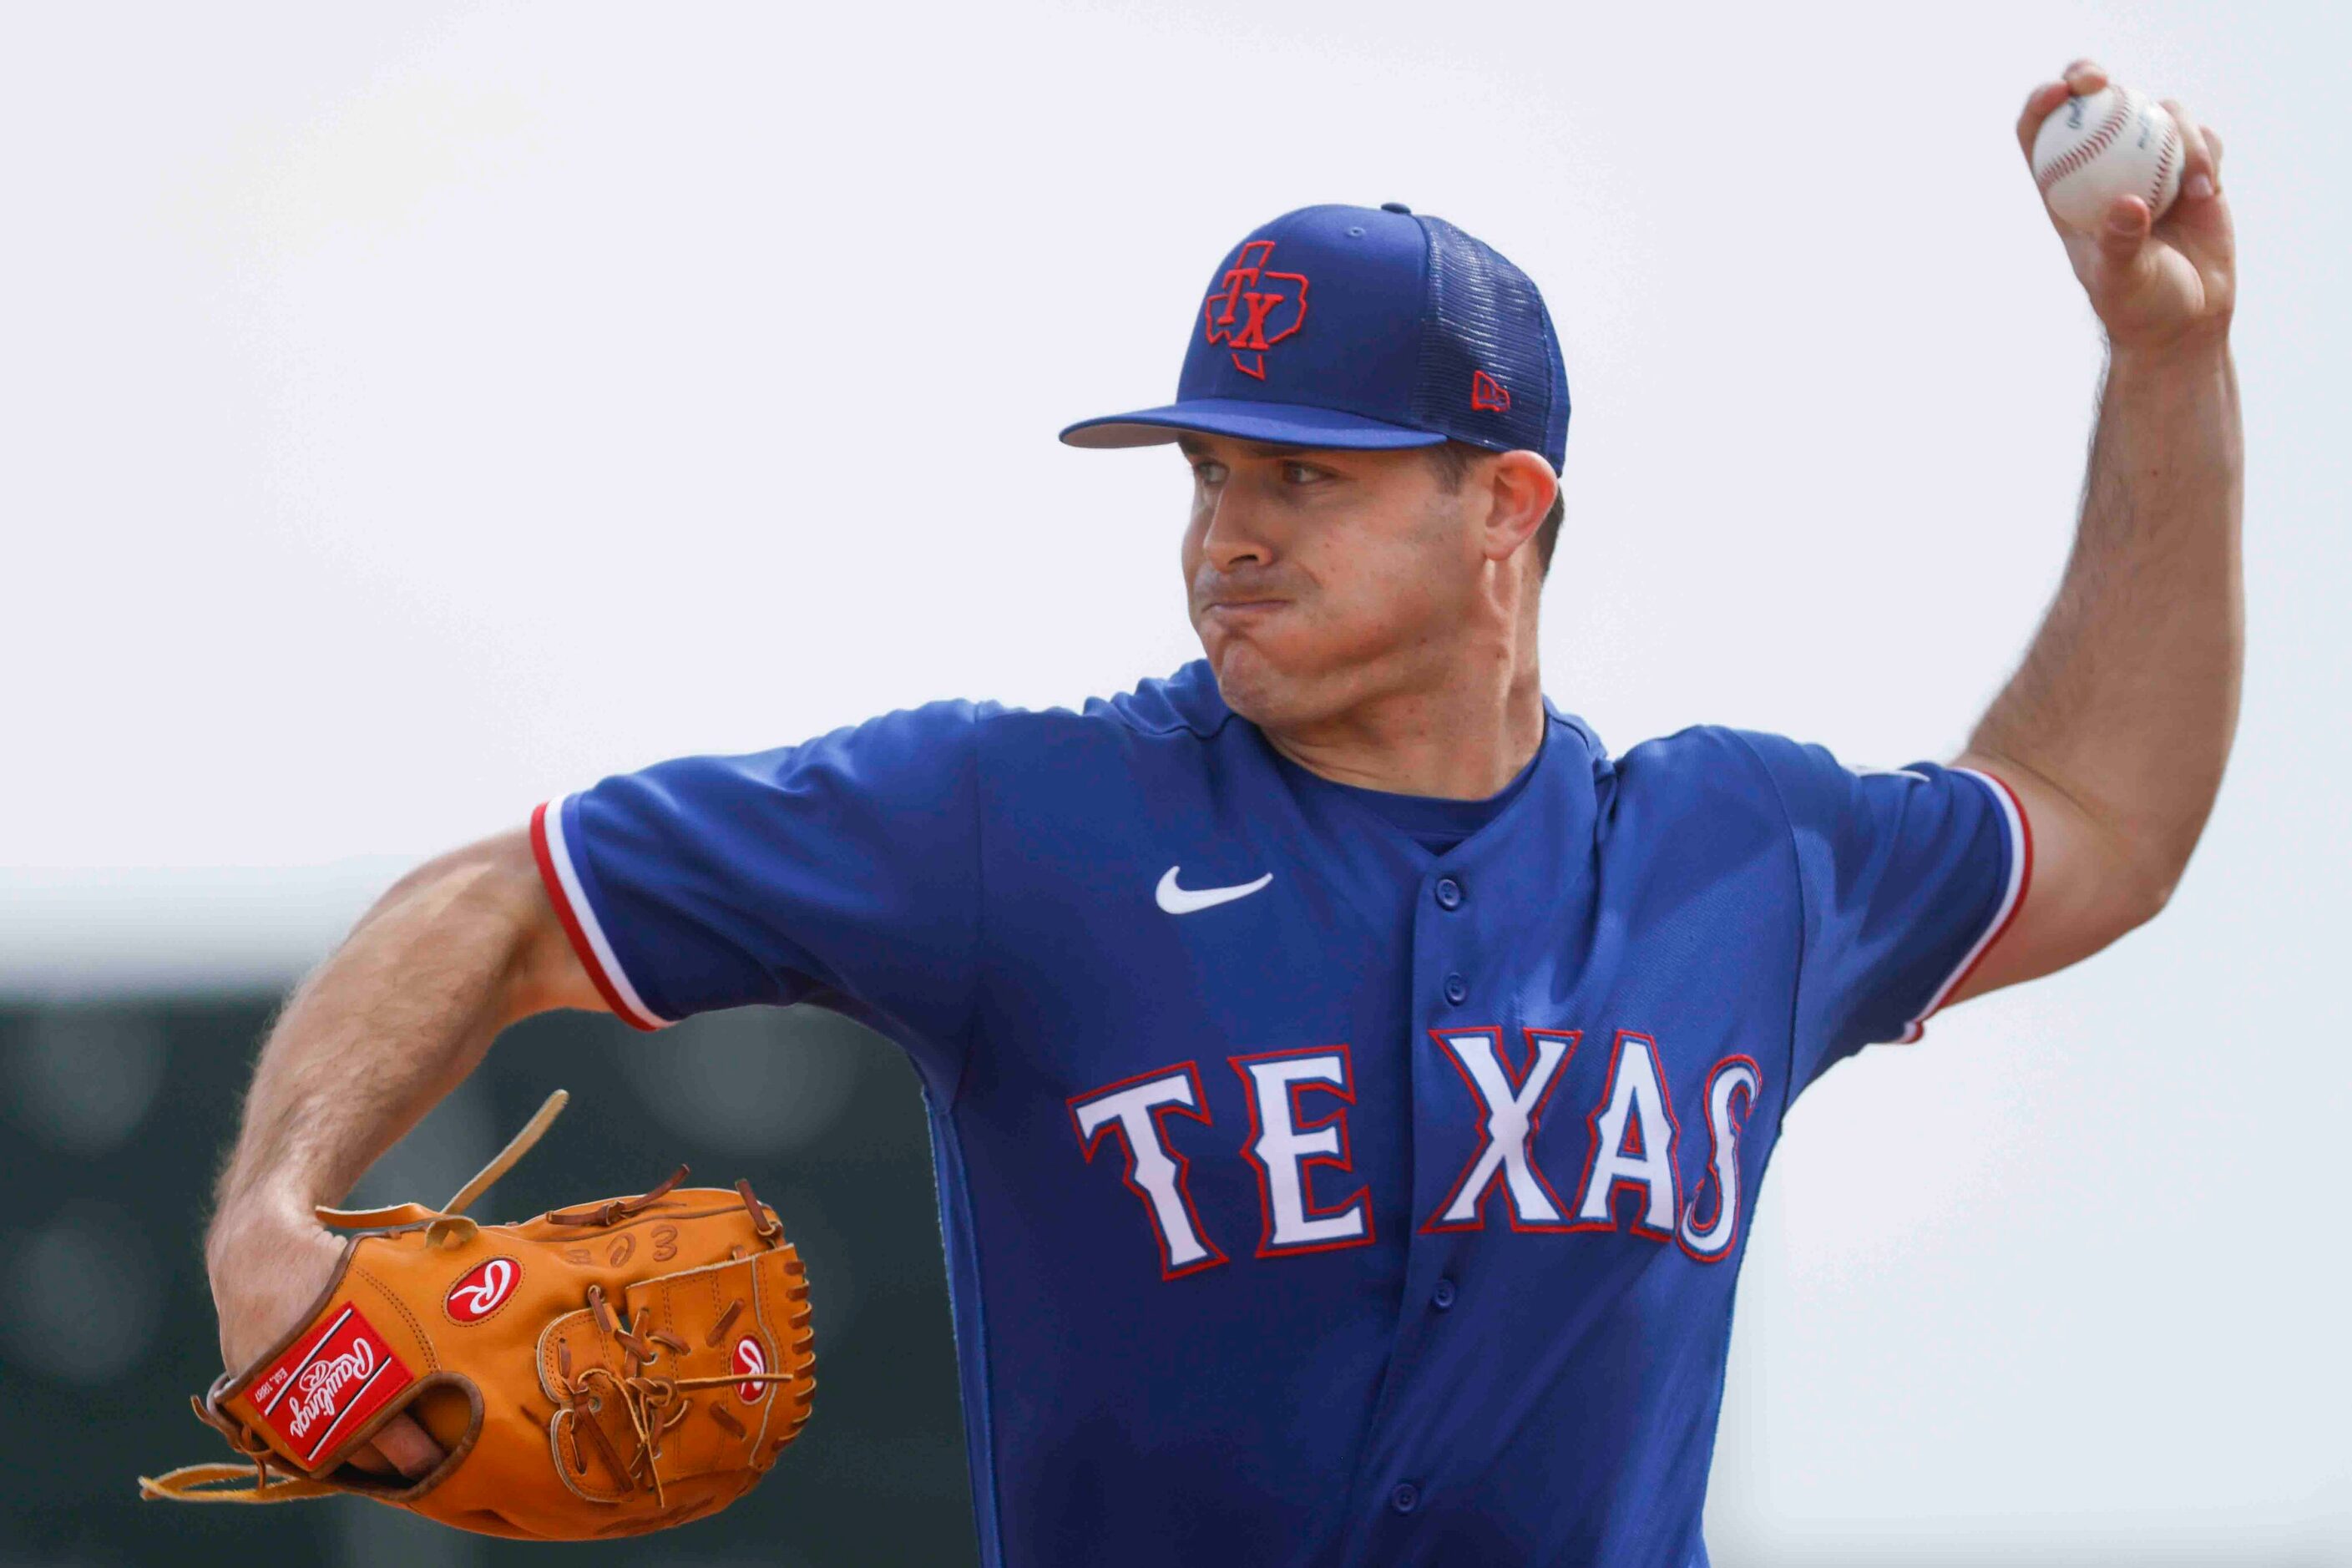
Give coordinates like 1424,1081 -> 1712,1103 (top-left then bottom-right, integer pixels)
1602,725 -> 1992,869
1573,722 -> 1833,893
974,660 -> 1237,758
636,665 -> 1232,804
1601,722 -> 1805,820
756,696 -> 997,787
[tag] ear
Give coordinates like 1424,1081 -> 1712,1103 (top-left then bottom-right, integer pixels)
1475,449 -> 1559,564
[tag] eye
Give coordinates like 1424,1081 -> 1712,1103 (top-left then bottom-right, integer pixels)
1281,461 -> 1328,485
1191,459 -> 1227,486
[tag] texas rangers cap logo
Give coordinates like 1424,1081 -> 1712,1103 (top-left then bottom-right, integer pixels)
1202,240 -> 1309,382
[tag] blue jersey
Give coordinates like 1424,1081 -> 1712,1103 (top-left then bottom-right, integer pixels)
531,661 -> 2029,1567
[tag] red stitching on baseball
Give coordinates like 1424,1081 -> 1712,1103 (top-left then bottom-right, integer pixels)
2147,114 -> 2179,210
2035,93 -> 2135,192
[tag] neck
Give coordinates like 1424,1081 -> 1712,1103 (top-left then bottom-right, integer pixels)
1261,638 -> 1546,801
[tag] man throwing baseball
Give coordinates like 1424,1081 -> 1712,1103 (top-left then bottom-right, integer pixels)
204,60 -> 2238,1565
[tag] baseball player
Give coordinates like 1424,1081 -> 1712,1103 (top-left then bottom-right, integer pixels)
204,59 -> 2240,1565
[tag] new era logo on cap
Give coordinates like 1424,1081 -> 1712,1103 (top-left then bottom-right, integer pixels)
1061,202 -> 1567,469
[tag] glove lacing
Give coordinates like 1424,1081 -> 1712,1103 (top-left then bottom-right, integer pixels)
550,1182 -> 798,1509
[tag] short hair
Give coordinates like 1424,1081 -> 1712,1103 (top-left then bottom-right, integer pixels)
1425,441 -> 1564,576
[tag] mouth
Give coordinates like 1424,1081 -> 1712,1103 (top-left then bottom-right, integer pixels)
1200,599 -> 1288,621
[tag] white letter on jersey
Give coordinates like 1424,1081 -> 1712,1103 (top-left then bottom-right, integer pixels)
1230,1048 -> 1373,1257
1068,1065 -> 1227,1279
1424,1028 -> 1578,1232
1572,1031 -> 1682,1241
1678,1055 -> 1763,1262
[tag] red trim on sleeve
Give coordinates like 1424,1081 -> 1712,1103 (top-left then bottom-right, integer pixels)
530,802 -> 660,1033
1950,768 -> 2035,990
1907,768 -> 2036,1039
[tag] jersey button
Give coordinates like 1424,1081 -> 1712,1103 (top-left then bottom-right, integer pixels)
1391,1481 -> 1420,1514
1432,1277 -> 1457,1310
1434,877 -> 1464,910
1443,972 -> 1468,1004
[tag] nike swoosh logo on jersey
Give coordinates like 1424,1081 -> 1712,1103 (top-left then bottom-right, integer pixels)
1156,866 -> 1273,915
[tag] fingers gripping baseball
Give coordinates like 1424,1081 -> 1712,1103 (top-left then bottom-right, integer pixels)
2019,58 -> 2235,352
2167,104 -> 2219,200
2015,60 -> 2107,158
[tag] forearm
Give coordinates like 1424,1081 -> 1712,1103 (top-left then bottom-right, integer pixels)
208,833 -> 564,1252
1967,339 -> 2243,903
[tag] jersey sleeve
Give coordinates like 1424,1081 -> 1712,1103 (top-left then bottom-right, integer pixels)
530,701 -> 988,1071
1735,732 -> 2033,1091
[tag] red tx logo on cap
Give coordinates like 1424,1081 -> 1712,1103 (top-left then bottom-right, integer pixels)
1203,240 -> 1309,382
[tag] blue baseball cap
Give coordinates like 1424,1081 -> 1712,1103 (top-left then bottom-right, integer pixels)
1060,202 -> 1569,470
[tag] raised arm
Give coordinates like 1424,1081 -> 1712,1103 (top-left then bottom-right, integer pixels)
204,827 -> 606,1468
1948,58 -> 2242,1004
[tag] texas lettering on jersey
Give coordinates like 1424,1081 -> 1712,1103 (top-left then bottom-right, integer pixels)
1070,1029 -> 1760,1278
535,662 -> 2026,1566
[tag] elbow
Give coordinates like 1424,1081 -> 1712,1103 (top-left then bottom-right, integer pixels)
2122,873 -> 2175,934
2112,849 -> 2188,937
2122,797 -> 2227,932
2043,857 -> 2174,980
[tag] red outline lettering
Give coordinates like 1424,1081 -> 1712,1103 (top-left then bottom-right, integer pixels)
1677,1055 -> 1763,1264
1067,1062 -> 1229,1281
1569,1029 -> 1683,1243
1228,1045 -> 1374,1259
1420,1027 -> 1580,1234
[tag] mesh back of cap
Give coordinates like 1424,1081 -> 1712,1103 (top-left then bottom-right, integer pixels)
1409,216 -> 1568,468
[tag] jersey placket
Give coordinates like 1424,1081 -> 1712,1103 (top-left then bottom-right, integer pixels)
1334,741 -> 1593,1560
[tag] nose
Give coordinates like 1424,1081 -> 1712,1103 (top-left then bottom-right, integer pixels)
1197,483 -> 1272,574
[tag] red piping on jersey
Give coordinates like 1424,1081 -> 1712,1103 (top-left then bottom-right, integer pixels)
530,801 -> 660,1033
1905,768 -> 2037,1040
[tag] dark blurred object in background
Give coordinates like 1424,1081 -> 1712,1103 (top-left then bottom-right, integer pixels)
3,998 -> 977,1567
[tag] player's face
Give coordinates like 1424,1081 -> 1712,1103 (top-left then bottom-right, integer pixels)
1178,434 -> 1491,730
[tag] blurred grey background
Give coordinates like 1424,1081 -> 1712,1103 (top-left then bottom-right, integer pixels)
6,0 -> 2349,1563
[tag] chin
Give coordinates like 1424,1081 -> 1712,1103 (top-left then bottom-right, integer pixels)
1202,640 -> 1340,731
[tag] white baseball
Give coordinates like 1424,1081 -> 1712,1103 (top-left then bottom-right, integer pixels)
2031,83 -> 2183,231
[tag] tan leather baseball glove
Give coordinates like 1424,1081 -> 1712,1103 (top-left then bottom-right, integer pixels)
140,1091 -> 816,1540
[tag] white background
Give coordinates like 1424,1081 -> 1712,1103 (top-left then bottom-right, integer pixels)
5,2 -> 2346,1560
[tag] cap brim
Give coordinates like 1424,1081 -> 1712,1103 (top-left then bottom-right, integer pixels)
1059,398 -> 1446,453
